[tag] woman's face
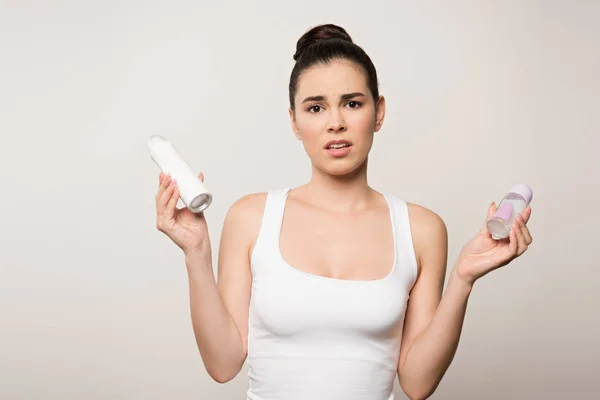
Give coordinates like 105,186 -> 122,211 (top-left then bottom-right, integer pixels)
290,59 -> 385,177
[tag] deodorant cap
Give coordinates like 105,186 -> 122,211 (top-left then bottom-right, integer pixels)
148,135 -> 167,150
509,184 -> 533,205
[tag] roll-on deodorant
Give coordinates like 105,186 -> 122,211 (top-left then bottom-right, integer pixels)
148,135 -> 212,213
486,184 -> 533,240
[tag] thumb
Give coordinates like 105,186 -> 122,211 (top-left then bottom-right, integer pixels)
479,202 -> 497,236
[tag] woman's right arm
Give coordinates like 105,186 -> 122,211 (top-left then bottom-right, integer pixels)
185,193 -> 264,383
155,172 -> 264,383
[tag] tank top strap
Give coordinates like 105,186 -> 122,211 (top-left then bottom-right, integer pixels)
383,192 -> 419,283
251,188 -> 290,267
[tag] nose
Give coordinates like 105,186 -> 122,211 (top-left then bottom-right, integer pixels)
327,110 -> 347,133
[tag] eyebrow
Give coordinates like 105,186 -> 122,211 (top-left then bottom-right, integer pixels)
301,92 -> 366,104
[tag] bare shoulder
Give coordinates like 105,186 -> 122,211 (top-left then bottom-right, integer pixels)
406,203 -> 446,231
224,192 -> 269,257
225,192 -> 268,233
228,192 -> 268,218
406,203 -> 448,276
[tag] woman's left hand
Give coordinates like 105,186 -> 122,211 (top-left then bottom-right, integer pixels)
455,203 -> 533,286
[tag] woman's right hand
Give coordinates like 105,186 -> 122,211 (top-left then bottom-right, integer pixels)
155,172 -> 210,255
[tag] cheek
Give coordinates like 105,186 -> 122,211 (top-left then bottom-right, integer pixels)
296,117 -> 326,143
348,109 -> 376,131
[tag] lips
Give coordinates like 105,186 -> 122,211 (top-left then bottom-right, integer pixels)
324,139 -> 353,157
324,139 -> 353,149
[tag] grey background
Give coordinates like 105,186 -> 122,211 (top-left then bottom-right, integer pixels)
1,0 -> 598,399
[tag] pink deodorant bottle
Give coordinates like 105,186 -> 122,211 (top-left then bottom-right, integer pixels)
486,184 -> 533,240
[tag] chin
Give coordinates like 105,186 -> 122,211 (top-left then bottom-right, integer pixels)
319,157 -> 367,177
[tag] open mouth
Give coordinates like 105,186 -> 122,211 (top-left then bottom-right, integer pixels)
326,143 -> 351,150
324,140 -> 353,156
324,139 -> 353,150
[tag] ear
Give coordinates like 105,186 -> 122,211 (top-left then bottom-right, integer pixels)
289,107 -> 301,140
374,96 -> 386,132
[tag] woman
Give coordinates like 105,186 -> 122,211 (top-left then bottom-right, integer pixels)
154,24 -> 533,400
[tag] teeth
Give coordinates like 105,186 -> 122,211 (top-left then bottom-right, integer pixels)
329,143 -> 349,149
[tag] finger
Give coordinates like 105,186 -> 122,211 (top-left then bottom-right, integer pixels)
156,174 -> 171,215
158,176 -> 175,216
199,172 -> 204,182
520,217 -> 533,245
479,202 -> 498,236
521,206 -> 532,224
488,202 -> 497,219
165,181 -> 179,220
156,173 -> 171,200
508,219 -> 519,257
514,217 -> 527,256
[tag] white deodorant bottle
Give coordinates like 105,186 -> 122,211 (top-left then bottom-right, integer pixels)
486,184 -> 533,240
148,135 -> 212,213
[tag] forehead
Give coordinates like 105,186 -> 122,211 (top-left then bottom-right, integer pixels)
295,59 -> 369,99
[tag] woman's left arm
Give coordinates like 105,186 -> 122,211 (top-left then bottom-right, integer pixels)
397,203 -> 533,400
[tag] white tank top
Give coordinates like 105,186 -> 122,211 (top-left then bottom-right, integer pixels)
246,188 -> 418,400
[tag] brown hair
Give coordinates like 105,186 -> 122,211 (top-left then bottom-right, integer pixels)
289,24 -> 380,110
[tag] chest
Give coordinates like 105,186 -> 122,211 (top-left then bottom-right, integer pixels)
279,204 -> 395,281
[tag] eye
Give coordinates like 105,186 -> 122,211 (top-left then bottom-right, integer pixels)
307,105 -> 323,113
346,101 -> 362,109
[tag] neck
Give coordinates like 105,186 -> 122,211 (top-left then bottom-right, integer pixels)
297,157 -> 376,212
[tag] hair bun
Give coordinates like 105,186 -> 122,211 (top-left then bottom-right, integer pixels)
293,24 -> 353,61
